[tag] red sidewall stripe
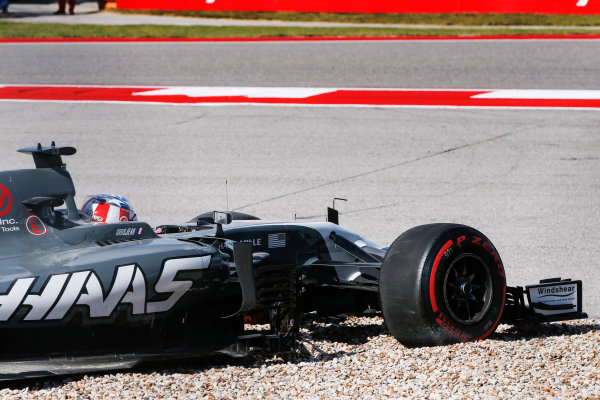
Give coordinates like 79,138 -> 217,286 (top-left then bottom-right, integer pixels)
429,238 -> 506,342
429,239 -> 454,313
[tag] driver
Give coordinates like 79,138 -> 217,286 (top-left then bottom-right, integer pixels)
81,194 -> 137,223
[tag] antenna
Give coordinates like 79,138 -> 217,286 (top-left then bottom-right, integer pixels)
333,197 -> 348,210
225,179 -> 229,211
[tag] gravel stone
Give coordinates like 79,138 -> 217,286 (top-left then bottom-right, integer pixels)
1,315 -> 599,399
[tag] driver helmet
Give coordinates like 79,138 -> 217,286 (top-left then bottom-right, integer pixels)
81,194 -> 137,223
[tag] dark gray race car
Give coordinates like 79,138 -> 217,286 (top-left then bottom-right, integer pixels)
0,143 -> 586,380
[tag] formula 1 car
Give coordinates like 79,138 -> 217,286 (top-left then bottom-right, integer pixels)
0,143 -> 586,380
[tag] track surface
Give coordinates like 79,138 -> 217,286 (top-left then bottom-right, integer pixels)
1,39 -> 599,317
2,40 -> 600,88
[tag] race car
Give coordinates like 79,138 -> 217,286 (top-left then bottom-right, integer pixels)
0,143 -> 586,380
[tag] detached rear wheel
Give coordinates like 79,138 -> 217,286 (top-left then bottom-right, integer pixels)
379,224 -> 506,347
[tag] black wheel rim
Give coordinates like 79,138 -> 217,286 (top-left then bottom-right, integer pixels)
442,253 -> 493,325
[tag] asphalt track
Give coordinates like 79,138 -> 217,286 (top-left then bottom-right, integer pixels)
1,38 -> 599,318
2,39 -> 600,88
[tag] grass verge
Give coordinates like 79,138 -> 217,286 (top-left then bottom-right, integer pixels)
111,10 -> 600,26
1,21 -> 599,38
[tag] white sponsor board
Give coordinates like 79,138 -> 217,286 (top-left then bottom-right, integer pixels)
526,281 -> 580,316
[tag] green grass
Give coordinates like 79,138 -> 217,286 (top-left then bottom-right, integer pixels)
111,10 -> 600,26
1,21 -> 598,39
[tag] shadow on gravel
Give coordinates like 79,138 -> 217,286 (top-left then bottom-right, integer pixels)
1,355 -> 250,391
491,320 -> 600,342
302,314 -> 386,345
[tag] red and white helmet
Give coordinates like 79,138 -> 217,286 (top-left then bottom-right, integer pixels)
81,194 -> 137,223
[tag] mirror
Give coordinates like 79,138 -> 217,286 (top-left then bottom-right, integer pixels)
213,211 -> 233,225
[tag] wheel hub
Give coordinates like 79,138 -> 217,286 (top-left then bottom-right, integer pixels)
442,253 -> 493,325
459,281 -> 473,296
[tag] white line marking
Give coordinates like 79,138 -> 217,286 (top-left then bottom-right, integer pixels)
0,84 -> 497,92
472,89 -> 600,100
133,86 -> 335,98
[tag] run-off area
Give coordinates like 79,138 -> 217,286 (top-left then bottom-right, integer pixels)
1,102 -> 598,317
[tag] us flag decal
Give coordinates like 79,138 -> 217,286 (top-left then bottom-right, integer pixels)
268,233 -> 287,249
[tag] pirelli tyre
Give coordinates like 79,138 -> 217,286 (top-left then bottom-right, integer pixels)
379,224 -> 506,347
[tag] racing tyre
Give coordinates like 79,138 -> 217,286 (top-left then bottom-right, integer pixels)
379,224 -> 506,347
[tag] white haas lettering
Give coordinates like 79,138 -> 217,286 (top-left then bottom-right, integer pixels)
0,256 -> 210,321
576,0 -> 588,6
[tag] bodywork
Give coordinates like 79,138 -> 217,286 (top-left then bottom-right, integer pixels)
0,143 -> 586,380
